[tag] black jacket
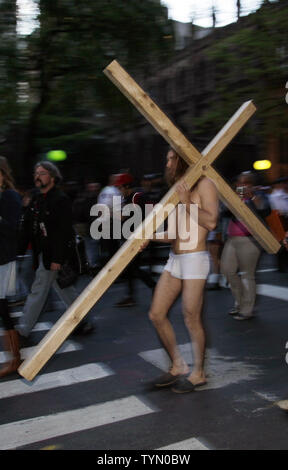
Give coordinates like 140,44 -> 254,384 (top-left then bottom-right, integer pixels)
0,189 -> 22,265
19,186 -> 74,270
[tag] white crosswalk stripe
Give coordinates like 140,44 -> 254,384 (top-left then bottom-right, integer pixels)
256,284 -> 288,301
0,317 -> 81,364
157,437 -> 209,450
0,322 -> 52,336
10,310 -> 23,318
0,363 -> 114,399
0,396 -> 156,450
0,340 -> 82,364
139,344 -> 263,391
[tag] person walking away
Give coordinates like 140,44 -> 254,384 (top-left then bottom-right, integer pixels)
97,174 -> 121,266
113,173 -> 157,307
220,171 -> 271,320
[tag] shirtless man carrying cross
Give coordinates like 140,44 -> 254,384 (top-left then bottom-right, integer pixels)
148,148 -> 218,393
17,61 -> 279,383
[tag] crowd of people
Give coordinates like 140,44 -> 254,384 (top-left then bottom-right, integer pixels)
0,152 -> 287,390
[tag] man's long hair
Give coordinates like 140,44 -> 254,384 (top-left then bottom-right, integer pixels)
165,148 -> 189,187
0,156 -> 16,190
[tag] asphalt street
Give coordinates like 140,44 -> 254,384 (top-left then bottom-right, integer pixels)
0,252 -> 288,452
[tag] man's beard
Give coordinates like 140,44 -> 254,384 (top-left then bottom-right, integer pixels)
35,179 -> 48,189
164,167 -> 176,187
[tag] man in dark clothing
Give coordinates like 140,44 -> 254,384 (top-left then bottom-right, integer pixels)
17,162 -> 93,339
113,173 -> 156,307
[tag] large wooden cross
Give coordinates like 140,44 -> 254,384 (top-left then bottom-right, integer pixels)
18,60 -> 280,381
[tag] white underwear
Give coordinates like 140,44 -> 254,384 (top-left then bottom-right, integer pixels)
164,251 -> 210,280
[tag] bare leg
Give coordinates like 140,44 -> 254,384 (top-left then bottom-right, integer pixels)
208,241 -> 221,275
149,270 -> 189,375
182,278 -> 207,384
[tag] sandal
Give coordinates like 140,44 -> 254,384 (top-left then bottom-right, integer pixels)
152,371 -> 183,388
172,377 -> 207,393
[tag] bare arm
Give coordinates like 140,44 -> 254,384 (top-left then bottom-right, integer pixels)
176,177 -> 219,231
152,231 -> 174,243
140,219 -> 175,251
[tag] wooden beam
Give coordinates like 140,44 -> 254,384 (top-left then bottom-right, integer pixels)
104,60 -> 202,164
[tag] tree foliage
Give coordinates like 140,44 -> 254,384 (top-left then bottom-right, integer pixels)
194,1 -> 288,144
20,0 -> 174,160
0,1 -> 19,138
